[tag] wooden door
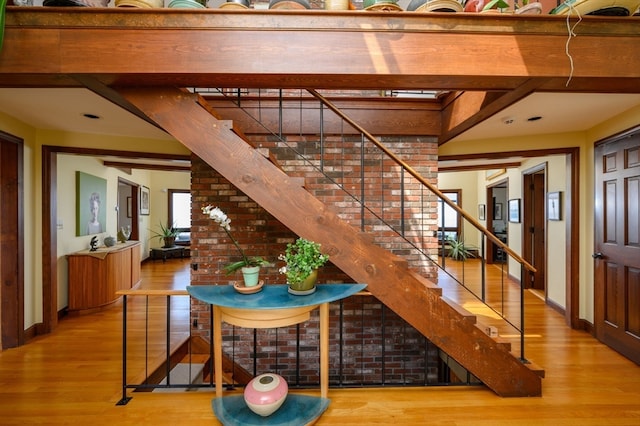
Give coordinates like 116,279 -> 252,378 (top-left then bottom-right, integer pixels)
594,132 -> 640,365
523,169 -> 546,291
0,134 -> 24,349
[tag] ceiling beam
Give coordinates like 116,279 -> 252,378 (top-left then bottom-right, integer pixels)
103,160 -> 191,172
2,10 -> 639,92
439,79 -> 547,145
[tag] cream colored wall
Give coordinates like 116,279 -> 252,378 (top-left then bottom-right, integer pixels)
0,110 -> 188,329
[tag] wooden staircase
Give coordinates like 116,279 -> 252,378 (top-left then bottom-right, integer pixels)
116,86 -> 542,397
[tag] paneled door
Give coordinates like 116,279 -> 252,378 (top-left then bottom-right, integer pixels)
594,131 -> 640,365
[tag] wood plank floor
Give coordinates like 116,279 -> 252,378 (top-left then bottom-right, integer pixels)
1,258 -> 639,425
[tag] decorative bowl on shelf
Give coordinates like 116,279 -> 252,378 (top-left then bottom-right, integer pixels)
243,373 -> 288,417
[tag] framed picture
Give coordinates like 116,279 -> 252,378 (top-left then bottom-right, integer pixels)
508,199 -> 521,223
478,204 -> 486,220
494,202 -> 503,220
547,191 -> 562,221
140,186 -> 150,216
76,171 -> 107,236
126,197 -> 132,218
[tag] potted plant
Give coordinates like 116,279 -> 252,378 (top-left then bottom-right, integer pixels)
279,237 -> 330,295
202,205 -> 269,287
446,236 -> 476,261
150,221 -> 180,248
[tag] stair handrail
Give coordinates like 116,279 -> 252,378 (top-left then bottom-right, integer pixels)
307,88 -> 536,274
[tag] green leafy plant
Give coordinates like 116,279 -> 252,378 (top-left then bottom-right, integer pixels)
278,237 -> 330,285
150,221 -> 180,241
202,205 -> 269,274
446,237 -> 476,261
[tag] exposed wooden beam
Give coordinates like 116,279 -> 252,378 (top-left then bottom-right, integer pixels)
2,10 -> 639,93
103,160 -> 190,172
439,79 -> 547,145
439,161 -> 522,173
203,96 -> 441,136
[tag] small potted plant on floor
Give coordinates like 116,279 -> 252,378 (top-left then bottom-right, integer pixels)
202,205 -> 269,287
446,236 -> 476,261
279,237 -> 330,295
150,221 -> 180,248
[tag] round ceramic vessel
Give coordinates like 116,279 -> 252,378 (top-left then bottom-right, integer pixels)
243,373 -> 288,417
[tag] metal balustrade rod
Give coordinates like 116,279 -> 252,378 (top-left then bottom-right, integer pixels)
165,295 -> 171,386
400,168 -> 405,237
116,294 -> 131,406
481,236 -> 486,302
520,263 -> 527,363
360,133 -> 365,232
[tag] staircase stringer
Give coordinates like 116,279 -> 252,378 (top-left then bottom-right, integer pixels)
116,86 -> 542,397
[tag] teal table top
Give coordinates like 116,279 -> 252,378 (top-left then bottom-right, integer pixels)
187,283 -> 366,309
212,394 -> 330,426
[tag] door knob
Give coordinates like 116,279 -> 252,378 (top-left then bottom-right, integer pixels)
592,252 -> 604,259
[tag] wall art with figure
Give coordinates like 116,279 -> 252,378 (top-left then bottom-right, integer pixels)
76,171 -> 107,236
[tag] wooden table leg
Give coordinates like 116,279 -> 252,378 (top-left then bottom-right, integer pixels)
213,305 -> 223,398
319,302 -> 329,399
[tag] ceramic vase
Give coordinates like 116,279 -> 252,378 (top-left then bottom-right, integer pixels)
244,373 -> 288,417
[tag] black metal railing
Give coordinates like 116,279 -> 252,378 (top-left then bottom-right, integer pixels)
194,87 -> 536,361
116,289 -> 477,405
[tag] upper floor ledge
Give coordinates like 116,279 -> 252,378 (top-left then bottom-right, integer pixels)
5,7 -> 640,36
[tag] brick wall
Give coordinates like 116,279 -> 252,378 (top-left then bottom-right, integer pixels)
190,132 -> 441,384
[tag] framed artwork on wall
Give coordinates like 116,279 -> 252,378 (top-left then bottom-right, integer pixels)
140,186 -> 150,216
478,204 -> 486,220
76,171 -> 107,236
508,199 -> 521,223
494,202 -> 503,220
547,191 -> 562,221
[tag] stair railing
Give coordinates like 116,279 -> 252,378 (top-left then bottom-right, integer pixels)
194,87 -> 537,362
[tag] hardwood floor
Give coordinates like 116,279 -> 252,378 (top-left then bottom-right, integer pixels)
1,258 -> 639,425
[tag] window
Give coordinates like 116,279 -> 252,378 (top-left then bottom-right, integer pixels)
437,190 -> 461,241
168,189 -> 191,232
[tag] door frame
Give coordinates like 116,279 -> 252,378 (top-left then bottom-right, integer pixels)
41,145 -> 190,334
522,163 -> 547,294
0,131 -> 25,349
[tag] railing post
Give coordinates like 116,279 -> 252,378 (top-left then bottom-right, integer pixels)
520,263 -> 527,363
116,295 -> 132,406
481,236 -> 486,302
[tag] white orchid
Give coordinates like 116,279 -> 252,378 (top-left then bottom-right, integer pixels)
202,205 -> 231,231
201,205 -> 269,274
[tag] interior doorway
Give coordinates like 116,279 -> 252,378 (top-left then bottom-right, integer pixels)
0,132 -> 24,350
486,180 -> 508,264
522,165 -> 547,293
117,179 -> 139,242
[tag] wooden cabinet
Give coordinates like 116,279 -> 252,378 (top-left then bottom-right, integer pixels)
67,241 -> 141,312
